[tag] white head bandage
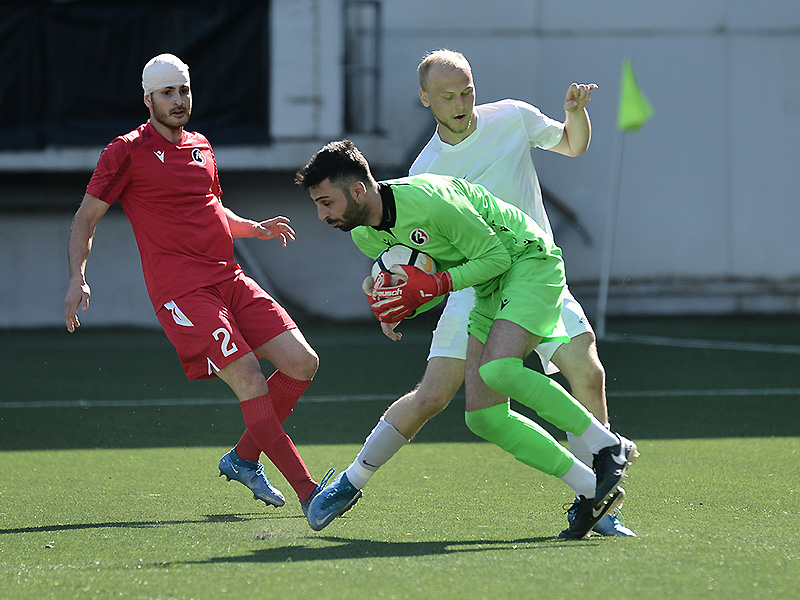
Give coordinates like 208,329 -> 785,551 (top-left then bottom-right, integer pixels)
141,54 -> 190,96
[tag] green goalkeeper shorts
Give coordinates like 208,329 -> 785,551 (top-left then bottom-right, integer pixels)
467,247 -> 570,346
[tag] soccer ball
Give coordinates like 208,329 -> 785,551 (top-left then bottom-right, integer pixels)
371,244 -> 437,285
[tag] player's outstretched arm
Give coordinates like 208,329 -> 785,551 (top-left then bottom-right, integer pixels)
65,194 -> 110,332
223,207 -> 296,247
550,82 -> 597,157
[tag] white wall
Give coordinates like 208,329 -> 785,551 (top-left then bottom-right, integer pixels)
375,0 -> 800,286
2,0 -> 799,327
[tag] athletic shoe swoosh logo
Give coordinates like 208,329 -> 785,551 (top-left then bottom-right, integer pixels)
612,447 -> 628,465
230,463 -> 239,474
419,255 -> 433,273
592,504 -> 606,518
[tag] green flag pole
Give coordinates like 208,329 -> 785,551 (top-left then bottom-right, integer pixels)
596,59 -> 654,338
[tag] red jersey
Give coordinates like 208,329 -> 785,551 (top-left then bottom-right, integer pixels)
87,121 -> 241,309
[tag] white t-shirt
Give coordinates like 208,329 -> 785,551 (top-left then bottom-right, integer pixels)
409,98 -> 564,237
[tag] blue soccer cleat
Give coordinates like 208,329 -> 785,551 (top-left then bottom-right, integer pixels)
218,448 -> 286,507
593,433 -> 639,505
301,468 -> 336,518
592,507 -> 636,537
306,471 -> 363,531
567,500 -> 636,537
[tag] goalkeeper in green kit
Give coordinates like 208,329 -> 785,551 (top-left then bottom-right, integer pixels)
295,139 -> 637,539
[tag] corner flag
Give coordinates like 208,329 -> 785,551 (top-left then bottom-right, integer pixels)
597,58 -> 655,338
617,58 -> 654,132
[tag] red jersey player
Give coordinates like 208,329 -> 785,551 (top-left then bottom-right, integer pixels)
64,54 -> 333,519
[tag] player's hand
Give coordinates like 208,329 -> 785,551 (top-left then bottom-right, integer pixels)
564,83 -> 598,113
370,265 -> 452,323
362,275 -> 376,296
380,320 -> 403,341
363,271 -> 403,322
362,274 -> 403,340
253,216 -> 296,246
64,281 -> 91,333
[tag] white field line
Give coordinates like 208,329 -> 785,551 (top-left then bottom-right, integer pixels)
602,333 -> 800,355
1,388 -> 798,409
3,334 -> 797,409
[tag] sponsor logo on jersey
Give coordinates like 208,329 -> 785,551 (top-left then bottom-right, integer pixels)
409,228 -> 430,246
192,148 -> 206,165
154,150 -> 165,163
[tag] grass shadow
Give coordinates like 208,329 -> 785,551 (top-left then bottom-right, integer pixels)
0,513 -> 277,536
184,534 -> 578,565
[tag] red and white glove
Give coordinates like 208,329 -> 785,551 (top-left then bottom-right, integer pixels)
368,265 -> 452,323
363,270 -> 401,322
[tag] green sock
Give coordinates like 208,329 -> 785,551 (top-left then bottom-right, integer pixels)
465,403 -> 574,477
479,357 -> 591,435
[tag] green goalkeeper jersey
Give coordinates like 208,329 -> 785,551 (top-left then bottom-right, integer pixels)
351,173 -> 559,299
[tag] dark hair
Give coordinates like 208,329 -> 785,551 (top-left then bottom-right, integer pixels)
295,139 -> 373,190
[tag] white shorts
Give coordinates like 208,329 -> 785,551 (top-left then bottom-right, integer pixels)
427,286 -> 593,375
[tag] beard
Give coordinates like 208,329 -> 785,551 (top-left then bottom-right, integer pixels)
432,107 -> 474,137
151,99 -> 191,132
329,189 -> 371,232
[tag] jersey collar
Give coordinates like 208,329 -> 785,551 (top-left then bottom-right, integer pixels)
375,182 -> 397,231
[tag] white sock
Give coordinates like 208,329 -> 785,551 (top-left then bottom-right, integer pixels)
559,458 -> 596,499
566,431 -> 593,467
576,416 -> 618,455
568,420 -> 612,466
345,417 -> 409,489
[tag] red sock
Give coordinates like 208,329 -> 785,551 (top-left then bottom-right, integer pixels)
235,373 -> 311,462
234,430 -> 262,462
267,370 -> 311,422
239,394 -> 316,501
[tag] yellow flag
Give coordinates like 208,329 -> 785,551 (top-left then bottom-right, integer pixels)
617,58 -> 654,131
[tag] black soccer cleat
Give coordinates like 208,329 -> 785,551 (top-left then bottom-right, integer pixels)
558,488 -> 626,540
593,434 -> 638,505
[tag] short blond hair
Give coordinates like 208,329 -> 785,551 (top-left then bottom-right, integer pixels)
417,49 -> 472,91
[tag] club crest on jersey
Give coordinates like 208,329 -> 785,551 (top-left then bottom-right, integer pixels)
191,148 -> 206,165
409,228 -> 430,246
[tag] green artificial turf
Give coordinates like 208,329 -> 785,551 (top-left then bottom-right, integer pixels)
1,317 -> 799,598
1,438 -> 797,599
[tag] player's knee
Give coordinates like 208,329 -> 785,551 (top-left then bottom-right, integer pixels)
408,381 -> 452,418
464,404 -> 507,442
585,360 -> 605,390
464,408 -> 490,439
478,357 -> 522,394
237,371 -> 271,401
298,349 -> 319,381
565,355 -> 605,393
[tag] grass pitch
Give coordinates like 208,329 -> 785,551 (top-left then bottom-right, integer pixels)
1,317 -> 799,598
2,439 -> 798,599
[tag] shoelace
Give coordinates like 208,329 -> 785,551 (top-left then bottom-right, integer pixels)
250,464 -> 266,484
563,496 -> 585,515
317,467 -> 336,490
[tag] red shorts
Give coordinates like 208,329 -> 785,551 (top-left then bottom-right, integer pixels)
156,272 -> 296,380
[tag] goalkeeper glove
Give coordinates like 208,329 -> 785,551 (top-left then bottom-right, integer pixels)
370,265 -> 452,322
